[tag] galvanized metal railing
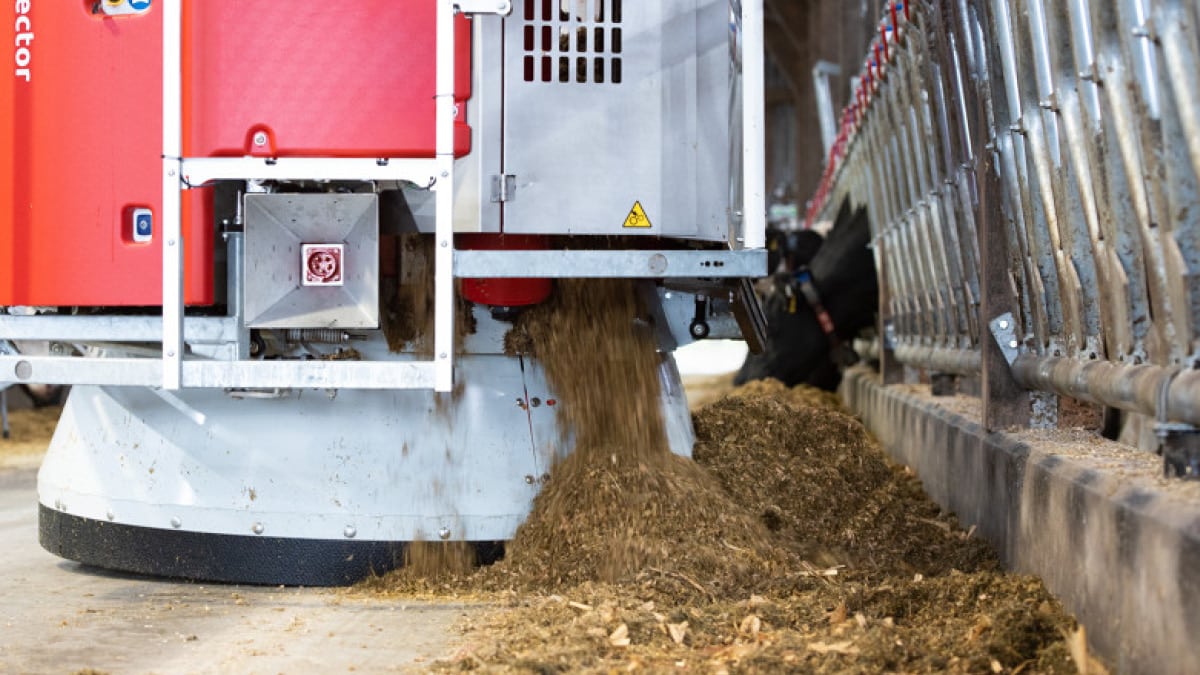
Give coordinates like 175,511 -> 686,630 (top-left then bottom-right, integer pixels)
808,0 -> 1200,459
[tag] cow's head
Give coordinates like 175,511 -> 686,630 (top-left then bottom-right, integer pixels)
737,201 -> 878,391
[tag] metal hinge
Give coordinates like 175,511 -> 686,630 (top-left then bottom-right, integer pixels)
491,175 -> 517,203
455,0 -> 513,16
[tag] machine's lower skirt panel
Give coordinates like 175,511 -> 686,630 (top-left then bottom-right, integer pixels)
34,353 -> 694,585
39,505 -> 503,586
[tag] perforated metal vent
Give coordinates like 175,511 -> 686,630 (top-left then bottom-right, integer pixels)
522,0 -> 623,84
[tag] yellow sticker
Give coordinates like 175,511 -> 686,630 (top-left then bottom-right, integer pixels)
623,201 -> 653,229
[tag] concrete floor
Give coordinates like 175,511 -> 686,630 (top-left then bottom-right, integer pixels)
0,467 -> 473,675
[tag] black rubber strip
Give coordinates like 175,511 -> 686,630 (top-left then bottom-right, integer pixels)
39,504 -> 504,586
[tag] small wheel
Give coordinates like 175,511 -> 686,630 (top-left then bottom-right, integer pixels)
249,333 -> 267,358
689,319 -> 710,340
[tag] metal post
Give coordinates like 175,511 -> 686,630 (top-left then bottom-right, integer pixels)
161,0 -> 184,390
742,0 -> 767,250
432,0 -> 458,393
1,387 -> 9,439
977,1 -> 1031,430
812,61 -> 842,158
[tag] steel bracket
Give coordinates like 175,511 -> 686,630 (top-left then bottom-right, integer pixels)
455,0 -> 512,15
989,312 -> 1021,366
490,174 -> 516,203
1156,423 -> 1200,480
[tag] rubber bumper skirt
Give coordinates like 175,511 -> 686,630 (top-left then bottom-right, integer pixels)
39,504 -> 503,586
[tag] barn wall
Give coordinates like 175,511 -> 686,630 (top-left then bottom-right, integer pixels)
763,0 -> 878,203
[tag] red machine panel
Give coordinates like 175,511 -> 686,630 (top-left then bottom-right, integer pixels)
2,1 -> 471,307
182,2 -> 472,158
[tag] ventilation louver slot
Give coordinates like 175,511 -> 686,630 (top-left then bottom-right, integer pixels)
522,0 -> 622,84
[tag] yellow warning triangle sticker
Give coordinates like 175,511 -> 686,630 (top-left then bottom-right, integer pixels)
622,201 -> 653,228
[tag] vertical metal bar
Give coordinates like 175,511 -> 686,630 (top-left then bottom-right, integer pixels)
226,231 -> 250,360
975,0 -> 1033,429
892,16 -> 946,347
1118,0 -> 1181,366
1155,0 -> 1200,358
743,0 -> 767,250
1029,0 -> 1090,355
944,23 -> 986,346
1156,0 -> 1200,201
1087,0 -> 1151,363
1070,0 -> 1144,362
813,61 -> 842,158
0,388 -> 8,439
997,0 -> 1065,352
1061,0 -> 1123,361
904,17 -> 963,351
1043,0 -> 1105,358
434,0 -> 457,392
161,0 -> 183,390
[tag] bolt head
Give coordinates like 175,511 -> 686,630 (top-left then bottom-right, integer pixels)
252,522 -> 265,535
252,131 -> 268,147
171,517 -> 182,529
438,527 -> 451,540
998,320 -> 1009,330
1009,340 -> 1019,349
344,526 -> 357,539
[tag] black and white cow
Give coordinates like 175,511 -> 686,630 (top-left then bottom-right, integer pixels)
737,200 -> 878,391
766,226 -> 825,276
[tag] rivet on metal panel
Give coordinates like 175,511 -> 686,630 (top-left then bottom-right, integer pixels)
14,360 -> 32,380
252,131 -> 268,147
170,517 -> 182,529
524,475 -> 535,484
344,526 -> 357,539
648,254 -> 668,275
438,527 -> 451,540
252,522 -> 265,535
106,511 -> 115,521
439,353 -> 448,360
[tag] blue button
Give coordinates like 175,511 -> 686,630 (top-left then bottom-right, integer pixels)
136,214 -> 152,236
129,0 -> 152,10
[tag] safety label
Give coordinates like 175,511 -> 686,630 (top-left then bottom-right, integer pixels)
623,201 -> 652,229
